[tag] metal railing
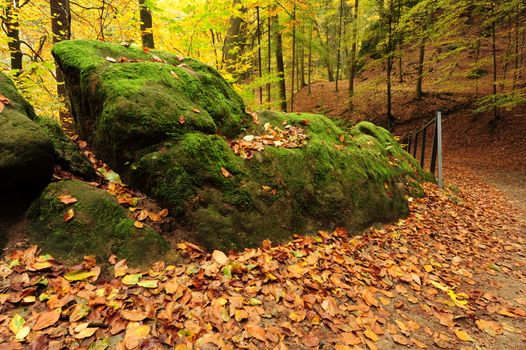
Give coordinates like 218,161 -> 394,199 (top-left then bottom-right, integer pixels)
401,110 -> 443,188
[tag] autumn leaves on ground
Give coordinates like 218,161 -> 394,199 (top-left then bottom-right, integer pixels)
1,161 -> 525,350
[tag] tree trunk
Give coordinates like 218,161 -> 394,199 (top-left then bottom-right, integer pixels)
50,0 -> 71,97
300,25 -> 306,88
291,5 -> 296,112
322,25 -> 335,82
491,8 -> 498,123
139,0 -> 154,49
223,0 -> 245,77
386,0 -> 394,129
267,14 -> 271,104
348,0 -> 359,109
256,6 -> 263,104
274,15 -> 287,112
512,3 -> 520,90
308,24 -> 313,94
3,0 -> 23,74
416,40 -> 425,100
335,0 -> 344,92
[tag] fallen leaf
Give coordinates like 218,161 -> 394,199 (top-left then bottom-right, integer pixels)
124,324 -> 150,349
9,314 -> 30,340
33,309 -> 61,331
64,208 -> 75,222
364,328 -> 379,342
392,334 -> 409,345
137,279 -> 158,288
64,269 -> 97,282
122,274 -> 142,285
134,221 -> 144,229
159,209 -> 169,217
212,250 -> 228,265
475,319 -> 502,336
220,167 -> 232,178
121,309 -> 147,321
58,194 -> 78,204
246,324 -> 266,342
454,329 -> 473,342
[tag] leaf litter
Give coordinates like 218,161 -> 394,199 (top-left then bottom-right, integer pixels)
0,165 -> 524,349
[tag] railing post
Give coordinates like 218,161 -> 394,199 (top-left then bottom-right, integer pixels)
420,125 -> 427,168
412,130 -> 419,158
436,110 -> 443,189
430,118 -> 438,175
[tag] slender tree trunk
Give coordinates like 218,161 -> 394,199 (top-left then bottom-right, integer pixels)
256,6 -> 263,104
500,24 -> 514,93
300,25 -> 306,88
397,0 -> 403,83
4,0 -> 23,74
491,14 -> 499,122
322,25 -> 335,82
50,0 -> 71,97
139,0 -> 154,49
308,24 -> 313,94
291,4 -> 296,112
416,40 -> 425,100
349,0 -> 359,109
210,30 -> 219,69
386,0 -> 394,129
267,14 -> 271,104
335,0 -> 344,92
513,3 -> 520,90
274,15 -> 287,112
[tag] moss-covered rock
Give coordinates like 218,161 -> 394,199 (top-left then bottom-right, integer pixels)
52,40 -> 248,173
0,72 -> 54,196
27,180 -> 170,266
34,116 -> 96,180
54,40 -> 430,251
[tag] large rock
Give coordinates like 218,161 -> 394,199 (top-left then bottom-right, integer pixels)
54,40 -> 431,251
27,180 -> 171,266
0,73 -> 54,196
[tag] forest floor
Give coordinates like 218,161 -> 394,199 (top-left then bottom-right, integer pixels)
0,97 -> 525,348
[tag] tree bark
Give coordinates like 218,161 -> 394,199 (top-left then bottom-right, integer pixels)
291,4 -> 296,112
386,0 -> 395,129
50,0 -> 71,97
139,0 -> 154,49
322,25 -> 335,82
267,14 -> 271,104
335,0 -> 344,92
256,6 -> 263,104
416,40 -> 425,100
223,0 -> 246,77
308,23 -> 313,94
274,15 -> 287,112
348,0 -> 359,109
3,0 -> 23,74
491,16 -> 499,122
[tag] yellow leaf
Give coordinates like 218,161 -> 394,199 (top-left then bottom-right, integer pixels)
64,269 -> 97,282
429,280 -> 449,291
122,274 -> 142,285
454,329 -> 473,342
235,309 -> 248,322
9,314 -> 30,340
364,328 -> 379,342
137,279 -> 158,289
64,208 -> 75,222
124,324 -> 150,349
74,326 -> 98,339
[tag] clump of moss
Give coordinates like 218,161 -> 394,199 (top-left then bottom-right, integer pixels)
27,180 -> 170,266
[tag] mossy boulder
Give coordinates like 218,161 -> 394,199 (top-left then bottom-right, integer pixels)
0,72 -> 54,196
34,116 -> 96,180
27,180 -> 170,266
52,40 -> 248,172
54,40 -> 430,251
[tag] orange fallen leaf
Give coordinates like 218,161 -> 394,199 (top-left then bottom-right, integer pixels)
454,329 -> 474,342
246,324 -> 266,342
124,324 -> 150,349
64,208 -> 75,222
58,194 -> 78,204
121,309 -> 147,321
159,208 -> 169,217
364,328 -> 379,342
134,221 -> 144,229
220,166 -> 232,178
392,334 -> 409,345
33,309 -> 61,331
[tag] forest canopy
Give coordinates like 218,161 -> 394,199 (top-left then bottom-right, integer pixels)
0,0 -> 525,126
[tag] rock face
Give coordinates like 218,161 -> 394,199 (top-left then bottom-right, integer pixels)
54,40 -> 430,251
0,73 -> 54,196
27,180 -> 170,266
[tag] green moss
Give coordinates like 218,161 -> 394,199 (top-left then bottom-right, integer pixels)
0,72 -> 54,196
34,117 -> 96,179
52,40 -> 248,173
27,180 -> 170,266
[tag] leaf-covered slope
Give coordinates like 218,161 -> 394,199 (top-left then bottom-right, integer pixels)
53,40 -> 429,251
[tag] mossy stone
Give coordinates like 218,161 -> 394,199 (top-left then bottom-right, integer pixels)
27,180 -> 170,266
53,40 -> 430,251
0,72 -> 54,197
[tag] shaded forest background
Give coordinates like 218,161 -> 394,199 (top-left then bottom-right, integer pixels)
1,0 -> 525,129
